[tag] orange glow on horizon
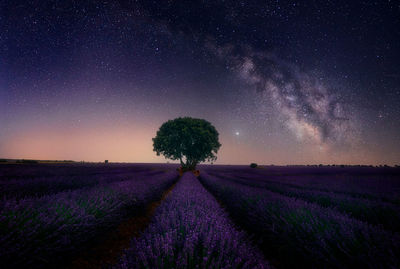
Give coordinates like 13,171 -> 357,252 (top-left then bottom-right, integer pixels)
0,123 -> 389,165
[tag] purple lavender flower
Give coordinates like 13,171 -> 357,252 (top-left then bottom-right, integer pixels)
199,171 -> 400,268
115,172 -> 271,269
0,166 -> 179,268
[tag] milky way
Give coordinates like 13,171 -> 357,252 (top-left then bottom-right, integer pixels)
208,43 -> 358,150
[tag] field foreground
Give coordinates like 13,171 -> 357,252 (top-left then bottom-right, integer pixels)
1,163 -> 400,268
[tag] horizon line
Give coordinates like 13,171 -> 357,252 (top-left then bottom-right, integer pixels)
0,158 -> 398,167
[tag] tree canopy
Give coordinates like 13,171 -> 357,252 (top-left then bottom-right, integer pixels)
152,117 -> 221,170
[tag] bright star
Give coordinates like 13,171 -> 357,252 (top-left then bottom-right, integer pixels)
235,131 -> 240,136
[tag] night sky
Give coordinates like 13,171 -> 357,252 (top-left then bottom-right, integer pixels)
1,1 -> 399,165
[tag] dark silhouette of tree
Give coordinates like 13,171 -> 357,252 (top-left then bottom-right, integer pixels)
153,117 -> 221,170
250,163 -> 258,168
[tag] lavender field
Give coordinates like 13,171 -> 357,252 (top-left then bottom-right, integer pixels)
0,163 -> 180,268
1,163 -> 400,268
199,165 -> 400,268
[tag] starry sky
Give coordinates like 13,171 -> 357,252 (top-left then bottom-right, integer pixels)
1,0 -> 399,165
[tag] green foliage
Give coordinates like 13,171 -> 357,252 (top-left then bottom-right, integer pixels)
250,163 -> 258,168
0,159 -> 7,162
153,117 -> 221,170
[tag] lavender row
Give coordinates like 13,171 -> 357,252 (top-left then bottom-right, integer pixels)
115,172 -> 270,269
205,167 -> 400,205
209,171 -> 400,232
0,170 -> 165,200
206,169 -> 400,205
199,172 -> 400,269
0,163 -> 156,180
0,171 -> 179,268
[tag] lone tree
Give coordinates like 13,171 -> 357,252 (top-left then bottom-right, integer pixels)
153,117 -> 221,171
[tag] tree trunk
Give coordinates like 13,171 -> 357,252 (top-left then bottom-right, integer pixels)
187,159 -> 197,171
179,157 -> 198,171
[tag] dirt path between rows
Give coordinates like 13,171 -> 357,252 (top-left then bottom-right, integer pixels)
65,180 -> 179,269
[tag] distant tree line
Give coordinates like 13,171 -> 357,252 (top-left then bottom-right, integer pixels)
0,159 -> 75,164
16,159 -> 39,164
